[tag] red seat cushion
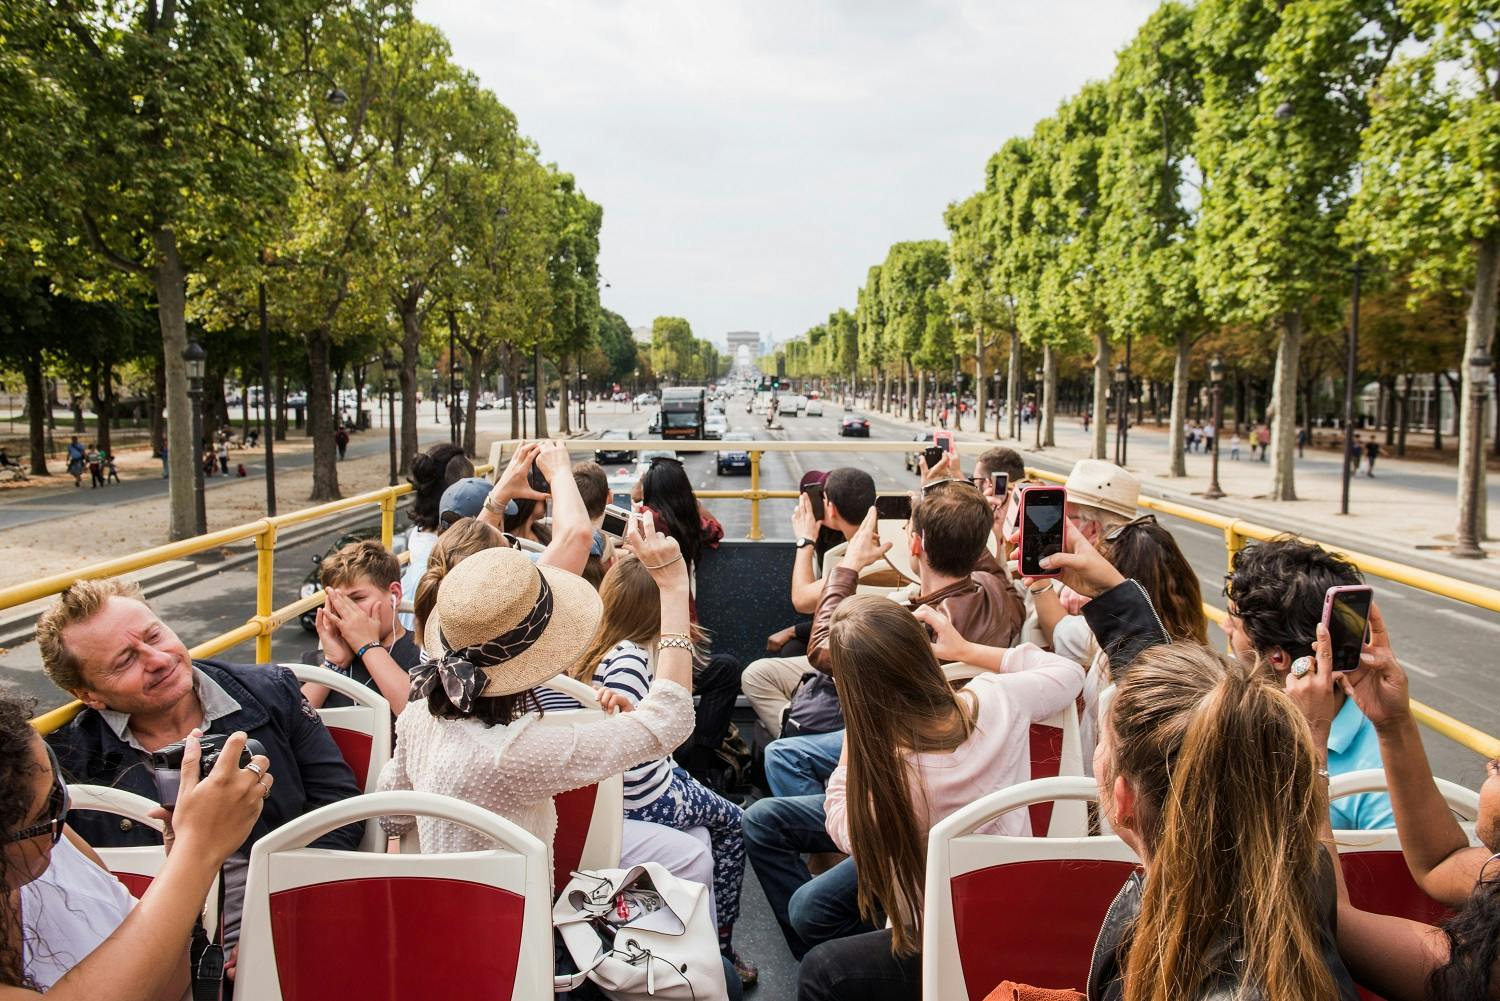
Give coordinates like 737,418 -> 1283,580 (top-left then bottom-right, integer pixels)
951,858 -> 1136,1000
553,784 -> 599,894
1341,850 -> 1452,1001
327,727 -> 373,792
114,871 -> 154,899
270,876 -> 525,1001
1028,725 -> 1063,835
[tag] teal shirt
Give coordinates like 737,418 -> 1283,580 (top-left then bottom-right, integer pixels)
1328,695 -> 1395,830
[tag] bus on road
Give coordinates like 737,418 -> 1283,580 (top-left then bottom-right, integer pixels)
660,385 -> 707,439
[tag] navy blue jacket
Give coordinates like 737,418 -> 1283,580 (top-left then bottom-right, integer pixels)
48,660 -> 363,853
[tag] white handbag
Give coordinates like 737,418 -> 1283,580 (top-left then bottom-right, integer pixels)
553,862 -> 729,1000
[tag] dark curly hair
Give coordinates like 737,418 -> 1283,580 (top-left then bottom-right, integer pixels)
1224,536 -> 1360,660
0,694 -> 40,988
408,443 -> 473,532
1432,874 -> 1500,999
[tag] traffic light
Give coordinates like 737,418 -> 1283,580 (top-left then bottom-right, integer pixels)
771,376 -> 781,390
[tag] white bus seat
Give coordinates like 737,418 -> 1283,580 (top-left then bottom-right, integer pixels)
539,674 -> 625,893
237,791 -> 552,1001
285,663 -> 393,852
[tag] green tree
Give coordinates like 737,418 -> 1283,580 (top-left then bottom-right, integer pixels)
856,265 -> 889,410
596,309 -> 641,384
880,241 -> 950,421
543,171 -> 603,437
983,137 -> 1040,441
650,316 -> 694,384
827,307 -> 858,403
945,192 -> 1000,434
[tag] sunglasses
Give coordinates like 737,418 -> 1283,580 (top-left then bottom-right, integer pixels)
4,745 -> 70,847
1104,514 -> 1157,542
648,456 -> 683,467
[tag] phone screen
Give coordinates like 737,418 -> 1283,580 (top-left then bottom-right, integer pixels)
1020,487 -> 1066,577
1326,587 -> 1373,671
600,505 -> 629,538
934,430 -> 955,453
991,472 -> 1009,496
875,494 -> 912,521
923,445 -> 945,472
527,461 -> 550,494
803,482 -> 826,522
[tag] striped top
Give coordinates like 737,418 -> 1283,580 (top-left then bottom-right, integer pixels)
594,640 -> 677,810
532,686 -> 584,714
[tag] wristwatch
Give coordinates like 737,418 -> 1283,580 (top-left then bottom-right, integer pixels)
796,537 -> 815,549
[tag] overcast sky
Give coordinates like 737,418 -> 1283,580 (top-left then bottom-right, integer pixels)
419,0 -> 1158,348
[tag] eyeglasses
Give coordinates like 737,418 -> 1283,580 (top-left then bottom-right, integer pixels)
3,745 -> 70,847
1104,514 -> 1157,542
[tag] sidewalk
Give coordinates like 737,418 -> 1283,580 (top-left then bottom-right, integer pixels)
876,404 -> 1500,589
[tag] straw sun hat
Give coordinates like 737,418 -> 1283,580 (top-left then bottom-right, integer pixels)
417,546 -> 602,704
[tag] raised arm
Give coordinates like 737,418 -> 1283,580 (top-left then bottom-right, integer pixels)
808,507 -> 890,670
789,493 -> 826,614
535,441 -> 593,575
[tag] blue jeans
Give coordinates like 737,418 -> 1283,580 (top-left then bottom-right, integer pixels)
764,730 -> 845,798
741,794 -> 871,959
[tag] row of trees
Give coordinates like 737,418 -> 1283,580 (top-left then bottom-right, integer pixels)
774,0 -> 1497,535
648,317 -> 728,386
0,1 -> 641,537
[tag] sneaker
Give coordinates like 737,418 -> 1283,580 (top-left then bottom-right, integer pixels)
723,947 -> 758,988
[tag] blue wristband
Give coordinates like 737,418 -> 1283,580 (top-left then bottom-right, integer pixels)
355,641 -> 382,661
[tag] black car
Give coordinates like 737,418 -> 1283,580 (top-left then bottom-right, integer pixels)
840,414 -> 871,437
594,429 -> 636,464
903,430 -> 935,471
297,527 -> 408,632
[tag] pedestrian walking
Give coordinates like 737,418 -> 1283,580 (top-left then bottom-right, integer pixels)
66,436 -> 85,487
1082,410 -> 1091,433
88,447 -> 104,489
1256,425 -> 1270,461
218,437 -> 231,476
335,425 -> 350,461
1202,421 -> 1215,452
1296,426 -> 1307,459
1364,437 -> 1380,477
1230,433 -> 1241,461
159,445 -> 169,479
104,451 -> 120,484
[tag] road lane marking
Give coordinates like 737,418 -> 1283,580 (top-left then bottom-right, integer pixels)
1403,660 -> 1438,679
1434,608 -> 1500,633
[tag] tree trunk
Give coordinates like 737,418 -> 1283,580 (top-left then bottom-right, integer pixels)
1383,376 -> 1397,447
1043,343 -> 1057,446
917,369 -> 928,421
89,360 -> 115,456
557,356 -> 572,435
1457,235 -> 1499,543
1493,364 -> 1500,459
1433,371 -> 1444,451
1269,311 -> 1303,502
1007,330 -> 1020,440
304,327 -> 340,502
352,364 -> 366,432
974,329 -> 987,438
534,344 -> 551,439
1167,329 -> 1191,476
400,305 -> 422,475
152,230 -> 196,540
274,357 -> 288,441
464,345 -> 483,458
240,364 -> 252,434
24,348 -> 48,475
505,344 -> 521,440
1397,372 -> 1413,457
1091,331 -> 1111,460
151,353 -> 165,457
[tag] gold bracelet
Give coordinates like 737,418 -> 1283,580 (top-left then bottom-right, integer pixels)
643,553 -> 684,571
659,633 -> 694,651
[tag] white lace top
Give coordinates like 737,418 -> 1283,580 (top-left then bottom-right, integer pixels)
377,678 -> 694,855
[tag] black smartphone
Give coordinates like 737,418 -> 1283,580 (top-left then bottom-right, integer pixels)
1323,585 -> 1373,672
803,482 -> 826,522
991,472 -> 1009,496
874,494 -> 912,521
923,445 -> 945,472
1019,485 -> 1066,577
600,504 -> 630,539
527,460 -> 550,494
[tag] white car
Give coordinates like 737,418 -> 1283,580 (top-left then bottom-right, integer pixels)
804,398 -> 824,417
781,394 -> 807,414
705,414 -> 728,439
634,393 -> 658,406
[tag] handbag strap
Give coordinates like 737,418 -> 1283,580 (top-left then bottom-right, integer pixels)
189,868 -> 226,1001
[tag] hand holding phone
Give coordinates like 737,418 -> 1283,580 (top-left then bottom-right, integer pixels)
934,430 -> 955,454
527,460 -> 551,494
1322,585 -> 1373,672
922,445 -> 945,474
600,504 -> 630,539
1018,485 -> 1066,578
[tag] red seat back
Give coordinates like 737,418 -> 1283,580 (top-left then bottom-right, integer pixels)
114,872 -> 154,899
1341,850 -> 1452,1001
327,726 -> 373,790
269,876 -> 525,1001
1028,723 -> 1064,834
951,858 -> 1135,999
553,784 -> 600,893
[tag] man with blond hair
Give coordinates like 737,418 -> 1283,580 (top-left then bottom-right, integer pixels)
39,577 -> 362,954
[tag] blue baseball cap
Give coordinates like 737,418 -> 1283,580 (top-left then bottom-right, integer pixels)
440,477 -> 515,527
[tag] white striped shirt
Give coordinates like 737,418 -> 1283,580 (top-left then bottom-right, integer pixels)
595,640 -> 676,809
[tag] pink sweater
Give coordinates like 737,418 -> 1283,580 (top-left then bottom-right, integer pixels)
825,644 -> 1084,849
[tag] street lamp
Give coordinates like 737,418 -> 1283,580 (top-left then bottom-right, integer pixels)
1114,361 -> 1129,466
580,371 -> 589,432
431,367 -> 440,424
1033,365 -> 1044,451
452,358 -> 465,447
183,340 -> 207,536
382,353 -> 399,486
633,369 -> 640,411
1204,357 -> 1226,500
1339,259 -> 1365,516
1455,349 -> 1492,559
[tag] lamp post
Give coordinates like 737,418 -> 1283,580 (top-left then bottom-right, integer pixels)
183,341 -> 207,536
447,316 -> 460,445
383,353 -> 399,486
1338,259 -> 1365,516
580,371 -> 589,431
633,369 -> 640,412
431,368 -> 440,424
1113,361 -> 1129,466
1033,365 -> 1044,451
452,358 -> 465,448
1204,357 -> 1226,500
256,271 -> 276,516
1454,349 -> 1492,559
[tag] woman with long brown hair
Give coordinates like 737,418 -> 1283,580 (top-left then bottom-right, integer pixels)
797,596 -> 1083,1000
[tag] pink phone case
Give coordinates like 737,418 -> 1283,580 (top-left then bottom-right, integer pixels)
1018,485 -> 1066,578
1322,585 -> 1374,657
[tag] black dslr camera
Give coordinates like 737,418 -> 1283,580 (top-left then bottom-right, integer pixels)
150,734 -> 267,806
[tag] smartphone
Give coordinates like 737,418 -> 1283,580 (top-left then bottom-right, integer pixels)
527,460 -> 550,494
1018,485 -> 1066,577
991,472 -> 1009,496
874,493 -> 912,521
1322,585 -> 1373,671
934,430 -> 955,454
802,482 -> 826,522
922,445 -> 945,472
600,504 -> 630,539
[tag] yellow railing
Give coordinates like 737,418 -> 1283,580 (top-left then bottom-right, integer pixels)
22,467 -> 490,734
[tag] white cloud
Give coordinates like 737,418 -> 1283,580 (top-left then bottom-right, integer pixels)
419,0 -> 1158,346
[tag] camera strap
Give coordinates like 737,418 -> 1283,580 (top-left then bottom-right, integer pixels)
189,868 -> 227,1001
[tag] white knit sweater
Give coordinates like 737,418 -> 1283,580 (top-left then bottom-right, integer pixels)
377,678 -> 694,855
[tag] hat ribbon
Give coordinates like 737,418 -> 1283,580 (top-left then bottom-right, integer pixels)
410,574 -> 555,712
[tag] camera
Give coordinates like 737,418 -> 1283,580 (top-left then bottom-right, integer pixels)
150,734 -> 267,806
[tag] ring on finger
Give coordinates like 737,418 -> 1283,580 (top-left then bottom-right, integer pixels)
245,762 -> 265,777
1290,656 -> 1314,679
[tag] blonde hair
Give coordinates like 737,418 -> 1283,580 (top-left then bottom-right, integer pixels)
36,578 -> 148,691
412,518 -> 505,649
1105,644 -> 1335,1001
320,539 -> 401,590
569,556 -> 661,682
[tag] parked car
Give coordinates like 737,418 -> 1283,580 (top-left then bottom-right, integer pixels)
634,448 -> 680,485
635,393 -> 659,406
716,433 -> 753,475
804,398 -> 824,417
594,429 -> 636,464
704,414 -> 728,439
840,414 -> 871,437
781,394 -> 807,414
298,528 -> 408,632
903,430 -> 936,471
